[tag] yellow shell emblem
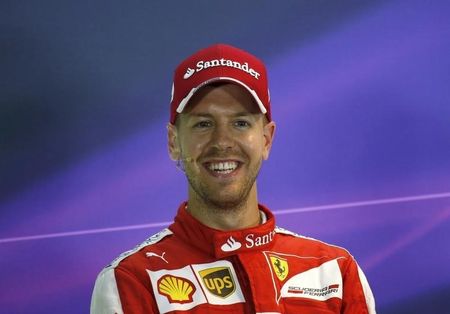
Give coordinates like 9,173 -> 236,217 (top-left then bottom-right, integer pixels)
157,274 -> 196,303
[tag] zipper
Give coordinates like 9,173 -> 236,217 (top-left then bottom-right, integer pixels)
229,255 -> 255,313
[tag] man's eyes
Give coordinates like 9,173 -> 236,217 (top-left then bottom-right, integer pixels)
234,120 -> 251,128
193,120 -> 213,128
192,119 -> 252,129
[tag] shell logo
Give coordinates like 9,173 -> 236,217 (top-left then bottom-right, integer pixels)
157,274 -> 196,304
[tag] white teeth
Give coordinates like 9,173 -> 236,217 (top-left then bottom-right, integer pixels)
208,162 -> 238,174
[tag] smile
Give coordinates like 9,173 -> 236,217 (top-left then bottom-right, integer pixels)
206,161 -> 239,175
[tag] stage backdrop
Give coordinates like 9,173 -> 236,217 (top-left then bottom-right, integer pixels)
1,1 -> 449,313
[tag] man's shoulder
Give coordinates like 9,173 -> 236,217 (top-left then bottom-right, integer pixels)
104,228 -> 174,271
274,226 -> 353,258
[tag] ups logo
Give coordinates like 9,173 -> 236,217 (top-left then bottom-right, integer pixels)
199,267 -> 235,298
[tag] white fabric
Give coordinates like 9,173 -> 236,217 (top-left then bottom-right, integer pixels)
91,269 -> 123,314
176,77 -> 267,115
358,265 -> 376,314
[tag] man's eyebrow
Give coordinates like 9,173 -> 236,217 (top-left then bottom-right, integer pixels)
232,112 -> 255,117
187,113 -> 213,118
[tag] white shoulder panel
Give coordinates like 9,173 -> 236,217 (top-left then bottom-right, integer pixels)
107,228 -> 173,269
358,265 -> 376,314
274,226 -> 303,237
91,268 -> 123,314
274,226 -> 351,255
91,229 -> 172,313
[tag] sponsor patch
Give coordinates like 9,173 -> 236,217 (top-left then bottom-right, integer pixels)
245,230 -> 276,249
287,284 -> 340,296
192,260 -> 245,305
157,274 -> 196,303
147,266 -> 207,313
148,260 -> 245,313
183,59 -> 261,80
199,267 -> 235,298
146,251 -> 169,263
221,236 -> 242,252
269,255 -> 289,281
280,259 -> 343,301
220,230 -> 276,253
264,252 -> 344,304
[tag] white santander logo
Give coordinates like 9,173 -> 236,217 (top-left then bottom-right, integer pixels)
183,67 -> 195,79
183,58 -> 261,80
245,230 -> 275,248
221,236 -> 242,252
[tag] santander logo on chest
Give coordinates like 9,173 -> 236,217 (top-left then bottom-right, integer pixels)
216,228 -> 276,257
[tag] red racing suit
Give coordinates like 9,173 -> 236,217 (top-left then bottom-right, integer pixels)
91,203 -> 376,313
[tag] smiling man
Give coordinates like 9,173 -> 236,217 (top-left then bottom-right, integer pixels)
91,44 -> 376,313
168,82 -> 274,231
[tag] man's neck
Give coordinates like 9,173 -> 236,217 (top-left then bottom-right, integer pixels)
186,187 -> 261,231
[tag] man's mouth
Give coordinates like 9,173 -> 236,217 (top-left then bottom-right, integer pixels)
206,161 -> 239,175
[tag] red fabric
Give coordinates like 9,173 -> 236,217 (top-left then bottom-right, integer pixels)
170,44 -> 271,124
92,203 -> 374,313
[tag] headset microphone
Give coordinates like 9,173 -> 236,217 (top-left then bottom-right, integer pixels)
176,156 -> 193,172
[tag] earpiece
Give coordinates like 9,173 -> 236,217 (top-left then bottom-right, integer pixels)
181,157 -> 194,163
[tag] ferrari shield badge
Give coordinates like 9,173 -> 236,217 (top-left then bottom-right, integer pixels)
270,255 -> 289,281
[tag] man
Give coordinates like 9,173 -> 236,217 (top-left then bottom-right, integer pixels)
91,44 -> 376,313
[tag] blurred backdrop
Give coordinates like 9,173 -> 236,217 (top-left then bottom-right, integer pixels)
1,0 -> 450,313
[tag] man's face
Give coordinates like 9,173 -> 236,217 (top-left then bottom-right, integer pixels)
168,83 -> 275,210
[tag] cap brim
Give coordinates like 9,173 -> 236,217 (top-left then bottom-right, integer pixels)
175,77 -> 267,116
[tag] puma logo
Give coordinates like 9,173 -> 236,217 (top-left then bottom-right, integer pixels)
146,251 -> 168,263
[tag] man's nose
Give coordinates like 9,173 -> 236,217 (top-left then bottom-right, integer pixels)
210,124 -> 234,150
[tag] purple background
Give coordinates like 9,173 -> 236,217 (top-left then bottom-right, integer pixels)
1,1 -> 450,313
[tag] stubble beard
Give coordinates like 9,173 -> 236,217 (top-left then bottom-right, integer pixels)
185,158 -> 262,213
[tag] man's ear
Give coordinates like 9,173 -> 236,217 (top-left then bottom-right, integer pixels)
167,123 -> 180,161
262,120 -> 276,160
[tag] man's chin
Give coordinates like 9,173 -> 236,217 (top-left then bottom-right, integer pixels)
204,196 -> 248,211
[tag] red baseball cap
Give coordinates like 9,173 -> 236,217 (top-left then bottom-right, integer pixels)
169,44 -> 271,124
